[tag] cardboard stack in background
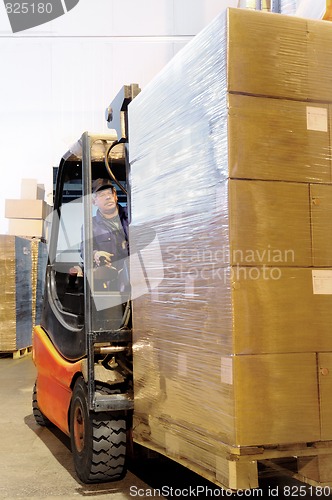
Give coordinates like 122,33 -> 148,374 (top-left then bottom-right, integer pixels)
129,8 -> 332,487
0,236 -> 33,351
0,179 -> 50,353
31,239 -> 48,329
6,178 -> 51,239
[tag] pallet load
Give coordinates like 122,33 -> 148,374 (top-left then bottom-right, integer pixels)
0,236 -> 33,356
129,8 -> 332,490
1,179 -> 50,357
0,237 -> 48,358
31,239 -> 48,329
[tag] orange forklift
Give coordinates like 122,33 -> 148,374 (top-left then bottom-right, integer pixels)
32,84 -> 140,483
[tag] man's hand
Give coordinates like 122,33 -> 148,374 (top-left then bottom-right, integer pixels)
69,265 -> 83,276
94,251 -> 114,267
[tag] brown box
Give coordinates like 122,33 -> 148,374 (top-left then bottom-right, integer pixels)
227,8 -> 309,100
233,353 -> 320,445
134,351 -> 320,448
308,19 -> 332,102
5,199 -> 51,220
228,179 -> 312,267
311,184 -> 332,266
227,8 -> 332,102
232,267 -> 332,354
228,94 -> 331,184
8,218 -> 46,238
318,353 -> 332,441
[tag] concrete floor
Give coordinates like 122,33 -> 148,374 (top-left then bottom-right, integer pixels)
1,353 -> 332,500
0,354 -> 165,500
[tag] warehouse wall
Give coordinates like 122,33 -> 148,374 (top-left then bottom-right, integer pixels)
0,0 -> 322,234
0,0 -> 237,233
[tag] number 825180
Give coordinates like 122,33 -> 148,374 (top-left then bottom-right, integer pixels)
5,3 -> 53,14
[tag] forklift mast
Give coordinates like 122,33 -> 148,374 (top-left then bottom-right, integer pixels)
105,83 -> 141,221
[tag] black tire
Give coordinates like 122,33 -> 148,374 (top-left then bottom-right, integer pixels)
69,377 -> 127,483
32,381 -> 52,427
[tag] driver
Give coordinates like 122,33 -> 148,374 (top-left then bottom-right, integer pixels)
91,178 -> 129,270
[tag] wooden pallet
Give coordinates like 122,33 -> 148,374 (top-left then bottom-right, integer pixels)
231,442 -> 332,489
134,417 -> 332,491
0,346 -> 32,359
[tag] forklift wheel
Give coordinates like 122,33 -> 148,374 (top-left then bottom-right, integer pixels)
32,382 -> 52,427
69,377 -> 127,483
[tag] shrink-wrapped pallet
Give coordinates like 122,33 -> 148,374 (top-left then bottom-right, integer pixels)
129,7 -> 332,488
31,239 -> 48,329
0,236 -> 32,351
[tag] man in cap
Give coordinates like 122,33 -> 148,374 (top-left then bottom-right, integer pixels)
78,178 -> 129,293
91,178 -> 129,271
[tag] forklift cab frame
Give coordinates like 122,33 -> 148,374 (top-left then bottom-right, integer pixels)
42,133 -> 132,406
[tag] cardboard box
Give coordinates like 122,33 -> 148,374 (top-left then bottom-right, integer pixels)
132,264 -> 332,357
227,8 -> 309,100
228,179 -> 312,267
228,94 -> 331,184
227,9 -> 332,102
233,353 -> 320,445
5,199 -> 51,220
311,184 -> 332,266
231,266 -> 332,354
8,218 -> 46,238
134,351 -> 320,448
20,179 -> 45,200
308,19 -> 332,102
317,353 -> 332,441
37,184 -> 45,201
0,236 -> 32,351
31,239 -> 48,328
21,178 -> 38,200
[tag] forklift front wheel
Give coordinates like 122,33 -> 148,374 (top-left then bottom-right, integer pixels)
69,377 -> 127,483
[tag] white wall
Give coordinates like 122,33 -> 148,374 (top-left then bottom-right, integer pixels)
0,0 -> 322,235
0,0 -> 238,233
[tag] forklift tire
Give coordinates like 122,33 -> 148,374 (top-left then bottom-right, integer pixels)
32,382 -> 52,427
69,377 -> 127,483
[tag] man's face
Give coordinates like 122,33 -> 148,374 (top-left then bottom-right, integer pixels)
93,188 -> 118,215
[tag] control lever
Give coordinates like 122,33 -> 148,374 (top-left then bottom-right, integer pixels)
99,255 -> 107,266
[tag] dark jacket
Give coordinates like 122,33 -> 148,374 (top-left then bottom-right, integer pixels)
80,205 -> 129,265
92,205 -> 129,265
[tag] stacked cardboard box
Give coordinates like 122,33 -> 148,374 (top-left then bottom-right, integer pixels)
129,8 -> 332,487
31,239 -> 48,329
5,178 -> 51,239
0,237 -> 47,353
1,179 -> 50,352
0,236 -> 32,351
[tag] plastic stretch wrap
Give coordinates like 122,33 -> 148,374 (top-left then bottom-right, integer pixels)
129,8 -> 332,486
280,0 -> 297,15
244,0 -> 296,12
31,239 -> 47,329
0,236 -> 32,351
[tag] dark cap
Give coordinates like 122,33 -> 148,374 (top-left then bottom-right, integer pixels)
92,178 -> 115,194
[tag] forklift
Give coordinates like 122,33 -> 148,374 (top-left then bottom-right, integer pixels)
32,84 -> 141,483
